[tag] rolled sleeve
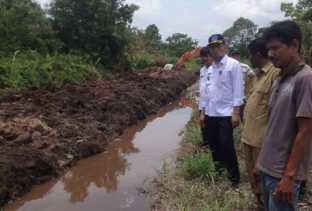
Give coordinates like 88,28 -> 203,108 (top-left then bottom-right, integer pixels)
232,63 -> 245,107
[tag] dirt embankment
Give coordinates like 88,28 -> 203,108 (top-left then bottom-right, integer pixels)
0,69 -> 196,206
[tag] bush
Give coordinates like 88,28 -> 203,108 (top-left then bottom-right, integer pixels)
185,59 -> 201,72
0,51 -> 100,91
129,52 -> 154,69
181,151 -> 217,182
184,122 -> 203,146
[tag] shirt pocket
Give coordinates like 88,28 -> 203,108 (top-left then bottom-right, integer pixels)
254,78 -> 272,104
252,85 -> 271,119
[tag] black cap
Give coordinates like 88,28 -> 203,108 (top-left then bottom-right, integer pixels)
208,34 -> 225,46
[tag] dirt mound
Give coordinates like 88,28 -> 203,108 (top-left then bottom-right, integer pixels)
0,146 -> 57,205
0,69 -> 196,206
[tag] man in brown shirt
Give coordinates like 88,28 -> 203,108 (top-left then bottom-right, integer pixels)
241,38 -> 280,209
253,20 -> 312,211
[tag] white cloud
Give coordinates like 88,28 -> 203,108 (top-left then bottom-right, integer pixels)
126,0 -> 161,16
213,0 -> 298,25
126,0 -> 300,45
34,0 -> 300,45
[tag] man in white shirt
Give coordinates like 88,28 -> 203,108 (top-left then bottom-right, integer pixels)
198,46 -> 214,146
229,48 -> 255,120
203,34 -> 245,185
229,48 -> 255,77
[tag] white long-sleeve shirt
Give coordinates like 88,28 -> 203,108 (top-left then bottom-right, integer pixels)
201,55 -> 244,117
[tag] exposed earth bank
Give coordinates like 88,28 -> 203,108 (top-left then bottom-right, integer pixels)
0,69 -> 196,207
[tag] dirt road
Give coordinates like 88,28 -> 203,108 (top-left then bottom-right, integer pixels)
0,69 -> 196,207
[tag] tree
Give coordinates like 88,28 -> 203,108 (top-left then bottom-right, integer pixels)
223,17 -> 257,58
49,0 -> 138,68
166,33 -> 198,57
281,0 -> 312,64
0,0 -> 61,53
144,24 -> 162,53
223,17 -> 257,41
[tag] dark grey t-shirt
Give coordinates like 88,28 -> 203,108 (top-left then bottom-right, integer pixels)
257,65 -> 312,181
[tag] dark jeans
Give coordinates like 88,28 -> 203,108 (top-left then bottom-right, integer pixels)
261,172 -> 300,211
202,116 -> 240,184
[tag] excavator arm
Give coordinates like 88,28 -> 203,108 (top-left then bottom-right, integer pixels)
175,47 -> 202,70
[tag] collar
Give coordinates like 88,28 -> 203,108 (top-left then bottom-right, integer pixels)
280,60 -> 305,79
212,55 -> 228,68
261,62 -> 273,73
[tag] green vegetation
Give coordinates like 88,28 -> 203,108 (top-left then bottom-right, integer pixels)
0,0 -> 62,53
0,52 -> 100,91
182,151 -> 217,181
223,17 -> 257,58
0,0 -> 199,93
152,117 -> 255,211
128,25 -> 198,70
165,33 -> 198,58
185,59 -> 202,72
49,0 -> 139,68
281,0 -> 312,65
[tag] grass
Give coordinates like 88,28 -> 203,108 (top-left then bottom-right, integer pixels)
0,51 -> 101,93
181,151 -> 217,182
185,59 -> 201,72
151,115 -> 256,211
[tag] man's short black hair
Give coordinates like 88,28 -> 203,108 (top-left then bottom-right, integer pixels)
200,46 -> 211,57
248,38 -> 268,58
263,20 -> 302,52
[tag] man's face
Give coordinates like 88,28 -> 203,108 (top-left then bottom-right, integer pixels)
266,38 -> 298,68
209,43 -> 226,60
201,55 -> 214,67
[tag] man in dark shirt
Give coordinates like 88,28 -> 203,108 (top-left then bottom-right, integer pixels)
253,20 -> 312,211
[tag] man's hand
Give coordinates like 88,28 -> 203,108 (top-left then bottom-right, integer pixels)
252,167 -> 261,190
199,112 -> 205,129
232,112 -> 241,128
274,176 -> 295,203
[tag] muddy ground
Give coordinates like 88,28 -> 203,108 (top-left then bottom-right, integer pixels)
0,69 -> 196,207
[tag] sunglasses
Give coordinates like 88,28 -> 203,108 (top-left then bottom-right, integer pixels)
209,43 -> 223,49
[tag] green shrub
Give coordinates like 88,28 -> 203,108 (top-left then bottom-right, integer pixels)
184,122 -> 203,146
0,51 -> 100,91
185,59 -> 201,72
130,51 -> 154,69
181,151 -> 217,182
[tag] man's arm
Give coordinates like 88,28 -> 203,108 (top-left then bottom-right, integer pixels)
275,74 -> 312,202
284,118 -> 312,178
231,63 -> 244,127
275,117 -> 312,202
176,48 -> 202,69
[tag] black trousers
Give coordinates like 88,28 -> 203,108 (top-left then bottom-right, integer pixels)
202,116 -> 240,184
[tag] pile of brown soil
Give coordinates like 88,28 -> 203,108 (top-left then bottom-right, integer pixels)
0,69 -> 196,206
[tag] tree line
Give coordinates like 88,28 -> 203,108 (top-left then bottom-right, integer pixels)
222,0 -> 312,65
0,0 -> 197,69
0,0 -> 197,91
1,0 -> 310,91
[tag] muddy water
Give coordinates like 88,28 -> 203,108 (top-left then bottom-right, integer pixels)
4,101 -> 193,211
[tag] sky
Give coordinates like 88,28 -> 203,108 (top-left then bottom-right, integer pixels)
37,0 -> 298,45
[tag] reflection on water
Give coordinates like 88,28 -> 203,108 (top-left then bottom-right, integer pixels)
4,101 -> 193,211
62,126 -> 141,203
